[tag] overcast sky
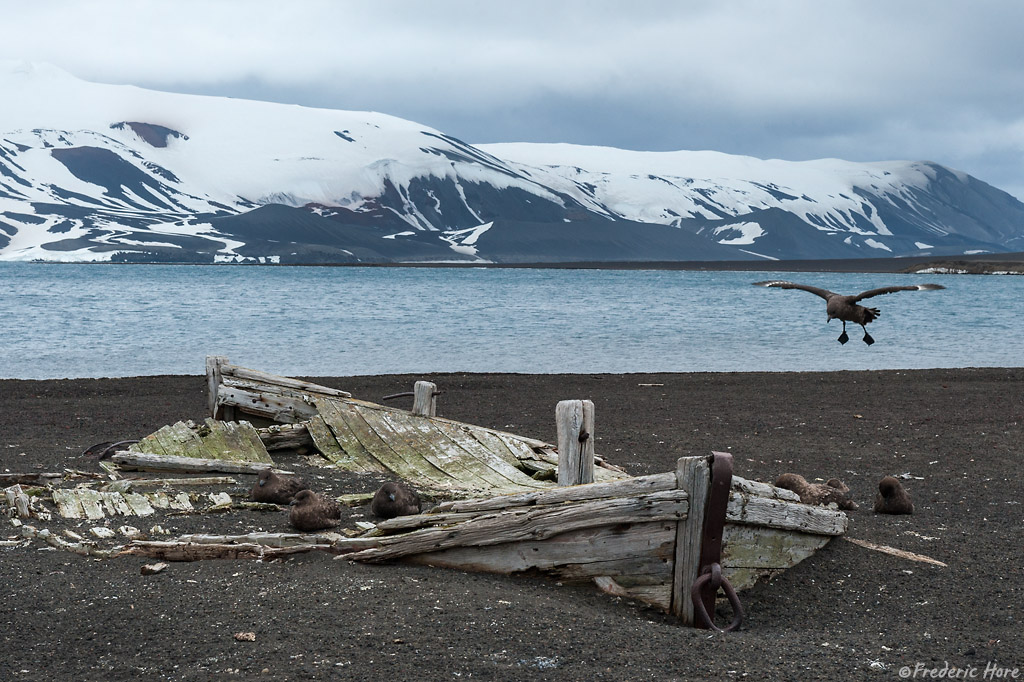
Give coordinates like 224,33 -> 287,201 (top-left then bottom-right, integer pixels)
3,0 -> 1023,200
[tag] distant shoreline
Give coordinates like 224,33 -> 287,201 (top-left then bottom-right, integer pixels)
16,251 -> 1024,273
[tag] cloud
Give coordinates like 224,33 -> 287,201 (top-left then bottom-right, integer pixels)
1,0 -> 1022,199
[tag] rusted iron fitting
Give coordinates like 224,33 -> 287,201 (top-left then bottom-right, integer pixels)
690,562 -> 744,632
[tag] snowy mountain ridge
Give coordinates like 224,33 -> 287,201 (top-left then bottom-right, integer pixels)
2,60 -> 1022,263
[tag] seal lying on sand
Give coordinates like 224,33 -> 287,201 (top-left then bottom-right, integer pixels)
874,476 -> 914,514
775,473 -> 859,510
371,481 -> 422,519
288,489 -> 342,531
250,469 -> 307,505
752,280 -> 944,345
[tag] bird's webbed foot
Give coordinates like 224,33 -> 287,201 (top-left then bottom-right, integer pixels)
862,331 -> 875,346
837,331 -> 849,344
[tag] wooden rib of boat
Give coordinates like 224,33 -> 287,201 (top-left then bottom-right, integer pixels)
190,358 -> 848,628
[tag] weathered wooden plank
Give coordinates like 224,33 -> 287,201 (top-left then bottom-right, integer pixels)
428,420 -> 550,490
375,410 -> 491,485
731,475 -> 801,502
175,532 -> 344,547
99,492 -> 134,516
720,524 -> 832,591
725,491 -> 848,535
384,411 -> 531,494
118,541 -> 330,561
110,452 -> 288,475
146,491 -> 171,509
109,477 -> 238,490
131,429 -> 170,457
349,490 -> 688,563
494,432 -> 548,465
257,422 -> 315,452
159,422 -> 204,457
123,492 -> 156,516
209,419 -> 274,463
221,363 -> 352,398
671,455 -> 711,625
341,402 -> 460,488
556,399 -> 595,486
304,414 -> 350,465
1,473 -> 65,486
430,472 -> 677,514
217,385 -> 319,423
76,488 -> 106,520
311,400 -> 393,474
407,522 -> 676,577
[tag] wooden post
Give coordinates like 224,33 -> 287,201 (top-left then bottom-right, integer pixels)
671,455 -> 711,625
4,484 -> 32,518
555,400 -> 595,486
206,356 -> 235,421
412,381 -> 437,417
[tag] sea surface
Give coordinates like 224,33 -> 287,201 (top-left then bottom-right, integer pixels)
1,263 -> 1020,380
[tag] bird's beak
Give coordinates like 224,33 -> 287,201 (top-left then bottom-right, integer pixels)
388,492 -> 396,501
258,480 -> 265,486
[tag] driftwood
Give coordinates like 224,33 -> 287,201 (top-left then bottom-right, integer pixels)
17,525 -> 122,558
256,423 -> 315,451
110,452 -> 291,475
103,477 -> 237,492
844,537 -> 947,567
1,473 -> 65,486
118,541 -> 333,561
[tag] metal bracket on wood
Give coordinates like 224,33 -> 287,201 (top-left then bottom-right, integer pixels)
691,451 -> 744,632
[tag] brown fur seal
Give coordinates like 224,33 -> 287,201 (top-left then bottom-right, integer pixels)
249,469 -> 307,505
370,482 -> 422,519
775,473 -> 859,510
288,489 -> 342,531
874,476 -> 914,514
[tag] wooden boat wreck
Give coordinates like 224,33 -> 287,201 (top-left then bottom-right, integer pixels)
7,357 -> 850,631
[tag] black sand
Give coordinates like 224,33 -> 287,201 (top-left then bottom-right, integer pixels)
2,369 -> 1022,680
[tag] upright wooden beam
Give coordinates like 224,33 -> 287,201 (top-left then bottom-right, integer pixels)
412,381 -> 437,417
671,455 -> 711,625
555,399 -> 595,486
205,355 -> 235,421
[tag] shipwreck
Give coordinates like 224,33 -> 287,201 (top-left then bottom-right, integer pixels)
4,357 -> 853,632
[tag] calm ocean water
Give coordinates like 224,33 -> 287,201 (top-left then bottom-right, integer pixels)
0,263 -> 1019,379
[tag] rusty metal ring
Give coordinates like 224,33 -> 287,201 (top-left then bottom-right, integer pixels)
690,570 -> 744,633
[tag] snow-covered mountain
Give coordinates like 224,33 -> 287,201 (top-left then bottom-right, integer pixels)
2,60 -> 1022,264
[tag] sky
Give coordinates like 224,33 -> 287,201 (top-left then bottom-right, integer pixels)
2,0 -> 1023,200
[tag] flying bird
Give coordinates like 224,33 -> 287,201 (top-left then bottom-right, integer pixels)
752,280 -> 945,345
288,489 -> 342,531
370,481 -> 422,519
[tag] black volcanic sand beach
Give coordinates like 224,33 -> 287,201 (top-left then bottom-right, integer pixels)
2,370 -> 1022,681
